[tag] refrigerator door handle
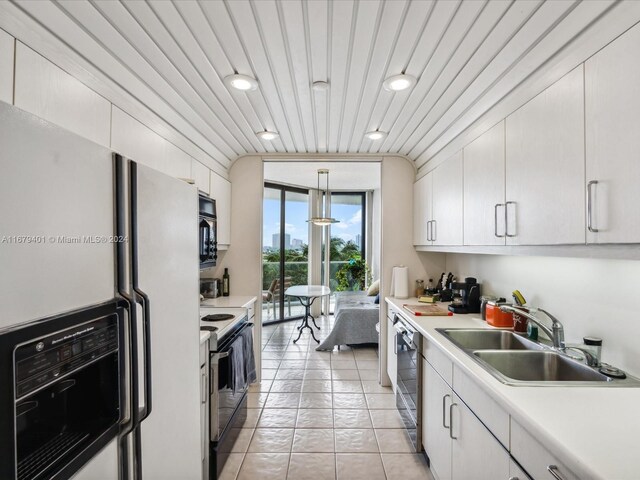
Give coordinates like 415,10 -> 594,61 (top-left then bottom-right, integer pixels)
115,153 -> 139,480
129,161 -> 153,425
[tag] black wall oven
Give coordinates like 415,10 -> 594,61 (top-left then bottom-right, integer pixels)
199,194 -> 218,269
209,316 -> 255,479
394,314 -> 423,452
0,301 -> 126,480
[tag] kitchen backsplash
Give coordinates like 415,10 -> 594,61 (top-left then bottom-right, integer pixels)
438,253 -> 640,377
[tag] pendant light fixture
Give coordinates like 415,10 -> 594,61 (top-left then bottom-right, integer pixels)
307,169 -> 339,226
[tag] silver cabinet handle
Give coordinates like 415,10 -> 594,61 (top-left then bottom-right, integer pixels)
509,477 -> 520,480
547,465 -> 566,480
505,201 -> 517,237
426,219 -> 432,242
449,402 -> 458,439
587,180 -> 599,233
442,394 -> 450,428
494,203 -> 505,238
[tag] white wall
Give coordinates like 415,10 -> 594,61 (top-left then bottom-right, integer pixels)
445,253 -> 640,377
379,156 -> 446,385
209,156 -> 264,375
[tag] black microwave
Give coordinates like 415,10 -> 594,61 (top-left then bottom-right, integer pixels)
199,194 -> 218,269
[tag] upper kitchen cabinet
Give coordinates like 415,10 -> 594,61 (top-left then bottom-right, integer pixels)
432,152 -> 464,246
463,121 -> 506,246
414,153 -> 463,247
210,172 -> 231,248
14,42 -> 110,147
585,23 -> 640,244
191,160 -> 210,195
413,172 -> 432,245
505,66 -> 585,245
0,29 -> 13,104
111,107 -> 190,180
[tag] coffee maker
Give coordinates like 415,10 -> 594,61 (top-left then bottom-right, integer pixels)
448,277 -> 481,314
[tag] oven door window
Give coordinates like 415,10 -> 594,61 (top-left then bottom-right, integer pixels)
216,342 -> 248,438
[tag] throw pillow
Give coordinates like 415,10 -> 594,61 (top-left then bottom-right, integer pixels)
367,279 -> 380,296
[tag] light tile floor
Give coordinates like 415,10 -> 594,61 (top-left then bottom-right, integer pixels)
219,316 -> 435,480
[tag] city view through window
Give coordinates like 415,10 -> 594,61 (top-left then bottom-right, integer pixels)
262,186 -> 365,323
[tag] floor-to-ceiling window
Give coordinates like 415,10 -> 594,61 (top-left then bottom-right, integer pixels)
262,183 -> 309,324
321,192 -> 367,314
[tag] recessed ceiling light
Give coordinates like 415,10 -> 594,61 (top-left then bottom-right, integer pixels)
224,74 -> 258,91
365,130 -> 388,141
257,131 -> 279,141
312,81 -> 329,91
382,74 -> 416,92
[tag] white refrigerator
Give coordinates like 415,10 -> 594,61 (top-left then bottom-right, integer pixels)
0,101 -> 202,479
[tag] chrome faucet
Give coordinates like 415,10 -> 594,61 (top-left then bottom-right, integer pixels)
499,305 -> 565,349
561,344 -> 601,367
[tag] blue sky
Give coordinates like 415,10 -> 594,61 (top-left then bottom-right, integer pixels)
263,195 -> 362,249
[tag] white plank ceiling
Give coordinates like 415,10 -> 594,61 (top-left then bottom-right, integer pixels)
5,0 -> 637,171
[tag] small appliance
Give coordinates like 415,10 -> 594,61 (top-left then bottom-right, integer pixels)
199,194 -> 218,269
448,277 -> 481,314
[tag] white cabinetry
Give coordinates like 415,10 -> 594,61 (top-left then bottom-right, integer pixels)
422,359 -> 452,480
463,121 -> 506,245
386,317 -> 397,391
509,459 -> 531,480
585,23 -> 640,243
413,153 -> 463,247
191,160 -> 210,195
432,151 -> 464,246
14,42 -> 111,147
511,419 -> 578,480
423,357 -> 510,480
413,172 -> 432,245
210,172 -> 231,248
0,29 -> 13,104
451,393 -> 510,480
505,66 -> 585,245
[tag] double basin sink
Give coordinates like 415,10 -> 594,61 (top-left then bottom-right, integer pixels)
436,329 -> 640,387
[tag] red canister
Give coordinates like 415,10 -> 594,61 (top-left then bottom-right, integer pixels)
486,302 -> 514,328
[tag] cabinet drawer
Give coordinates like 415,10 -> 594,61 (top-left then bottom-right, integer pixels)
511,420 -> 579,480
422,339 -> 453,386
453,365 -> 509,448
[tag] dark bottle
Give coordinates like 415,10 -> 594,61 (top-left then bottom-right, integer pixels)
222,268 -> 230,297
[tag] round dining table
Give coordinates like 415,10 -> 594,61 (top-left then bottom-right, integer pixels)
284,285 -> 331,343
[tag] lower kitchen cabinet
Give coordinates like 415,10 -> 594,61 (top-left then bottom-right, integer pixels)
451,392 -> 510,480
509,459 -> 531,480
423,359 -> 452,480
423,358 -> 509,480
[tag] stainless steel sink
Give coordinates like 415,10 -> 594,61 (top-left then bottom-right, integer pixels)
435,328 -> 640,387
437,328 -> 544,351
473,350 -> 613,385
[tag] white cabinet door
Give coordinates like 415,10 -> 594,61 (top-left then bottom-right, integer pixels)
505,66 -> 585,245
432,152 -> 463,246
413,172 -> 432,245
451,393 -> 510,480
210,172 -> 231,247
191,159 -> 210,195
585,23 -> 640,243
14,42 -> 111,147
509,459 -> 531,480
387,317 -> 397,391
0,29 -> 13,104
464,122 -> 506,245
423,360 -> 452,480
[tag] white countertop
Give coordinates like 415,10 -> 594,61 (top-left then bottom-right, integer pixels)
386,296 -> 640,480
200,295 -> 257,309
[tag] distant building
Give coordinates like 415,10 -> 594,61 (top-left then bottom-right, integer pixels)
291,238 -> 304,249
272,233 -> 291,249
355,234 -> 361,248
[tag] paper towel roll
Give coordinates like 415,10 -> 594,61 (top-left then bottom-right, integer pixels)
390,266 -> 409,299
